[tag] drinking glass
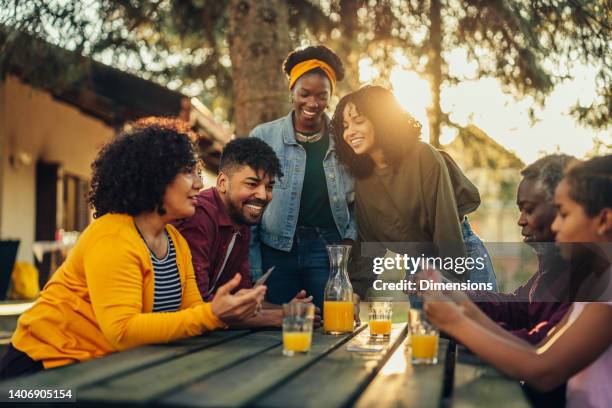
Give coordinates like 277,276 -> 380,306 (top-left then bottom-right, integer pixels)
283,302 -> 315,356
368,298 -> 393,339
409,308 -> 439,364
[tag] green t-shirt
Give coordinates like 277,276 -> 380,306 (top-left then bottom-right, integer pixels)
297,132 -> 336,228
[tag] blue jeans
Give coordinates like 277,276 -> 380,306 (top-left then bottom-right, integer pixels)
462,217 -> 498,290
261,226 -> 340,309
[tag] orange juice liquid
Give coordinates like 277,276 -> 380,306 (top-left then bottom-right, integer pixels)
283,332 -> 312,352
369,320 -> 392,336
411,334 -> 439,359
323,301 -> 354,334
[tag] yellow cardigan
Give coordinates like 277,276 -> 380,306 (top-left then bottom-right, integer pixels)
12,213 -> 226,369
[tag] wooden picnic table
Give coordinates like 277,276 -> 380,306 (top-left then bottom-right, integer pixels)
0,323 -> 530,407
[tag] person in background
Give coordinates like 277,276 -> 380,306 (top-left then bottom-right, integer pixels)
175,138 -> 321,327
329,85 -> 496,299
0,122 -> 265,379
249,45 -> 357,311
424,154 -> 612,408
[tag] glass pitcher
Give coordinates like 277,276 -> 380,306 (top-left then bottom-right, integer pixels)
323,244 -> 354,334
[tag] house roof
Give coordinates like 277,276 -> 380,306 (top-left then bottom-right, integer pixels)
2,28 -> 230,171
444,124 -> 525,170
56,62 -> 187,127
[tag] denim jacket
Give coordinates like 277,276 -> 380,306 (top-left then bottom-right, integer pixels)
248,111 -> 357,277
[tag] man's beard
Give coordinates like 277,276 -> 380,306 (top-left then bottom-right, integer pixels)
227,197 -> 267,226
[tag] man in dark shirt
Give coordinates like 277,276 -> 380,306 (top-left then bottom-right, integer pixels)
420,155 -> 578,407
469,154 -> 576,344
175,138 -> 319,327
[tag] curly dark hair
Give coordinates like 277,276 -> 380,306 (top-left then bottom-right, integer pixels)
330,85 -> 422,178
521,154 -> 577,198
220,138 -> 283,180
283,45 -> 345,89
564,154 -> 612,216
88,123 -> 199,218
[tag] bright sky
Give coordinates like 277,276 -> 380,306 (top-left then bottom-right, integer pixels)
359,51 -> 611,164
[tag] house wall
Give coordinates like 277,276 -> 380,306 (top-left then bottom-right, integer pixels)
0,75 -> 114,262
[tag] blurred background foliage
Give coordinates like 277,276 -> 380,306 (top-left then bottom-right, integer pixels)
1,0 -> 609,142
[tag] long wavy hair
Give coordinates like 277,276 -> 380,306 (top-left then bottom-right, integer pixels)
330,85 -> 422,178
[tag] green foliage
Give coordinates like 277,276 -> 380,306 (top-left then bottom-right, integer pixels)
0,0 -> 609,129
0,0 -> 232,107
307,0 -> 610,130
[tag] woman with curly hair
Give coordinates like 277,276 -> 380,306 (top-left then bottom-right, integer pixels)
329,85 -> 496,294
249,45 -> 357,309
0,121 -> 266,378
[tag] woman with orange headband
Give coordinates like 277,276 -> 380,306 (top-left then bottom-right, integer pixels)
249,45 -> 357,312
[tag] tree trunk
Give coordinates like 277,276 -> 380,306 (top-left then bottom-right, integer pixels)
427,0 -> 442,148
338,0 -> 362,92
228,0 -> 291,137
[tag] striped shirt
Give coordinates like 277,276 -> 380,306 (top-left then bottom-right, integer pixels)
150,234 -> 182,312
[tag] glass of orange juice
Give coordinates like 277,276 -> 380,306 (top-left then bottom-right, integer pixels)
409,309 -> 439,364
368,298 -> 393,339
282,303 -> 315,356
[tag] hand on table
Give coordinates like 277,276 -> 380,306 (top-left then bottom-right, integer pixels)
290,290 -> 322,328
211,274 -> 266,324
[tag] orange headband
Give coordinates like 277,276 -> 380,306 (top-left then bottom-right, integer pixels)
288,59 -> 337,91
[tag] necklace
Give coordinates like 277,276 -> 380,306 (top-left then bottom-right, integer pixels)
295,127 -> 324,143
134,223 -> 169,260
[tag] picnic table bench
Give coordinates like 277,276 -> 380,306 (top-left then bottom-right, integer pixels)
0,323 -> 530,407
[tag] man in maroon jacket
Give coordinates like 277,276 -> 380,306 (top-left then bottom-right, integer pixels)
174,138 -> 319,327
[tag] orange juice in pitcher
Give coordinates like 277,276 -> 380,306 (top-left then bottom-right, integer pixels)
323,301 -> 354,334
323,245 -> 354,334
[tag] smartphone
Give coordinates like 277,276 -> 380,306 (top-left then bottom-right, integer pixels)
254,266 -> 275,287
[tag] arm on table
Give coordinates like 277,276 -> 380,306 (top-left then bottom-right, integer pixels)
507,303 -> 570,345
85,236 -> 226,351
429,289 -> 533,349
468,273 -> 536,326
232,290 -> 322,328
426,297 -> 612,392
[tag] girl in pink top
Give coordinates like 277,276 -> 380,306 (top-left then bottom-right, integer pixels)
424,155 -> 612,408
